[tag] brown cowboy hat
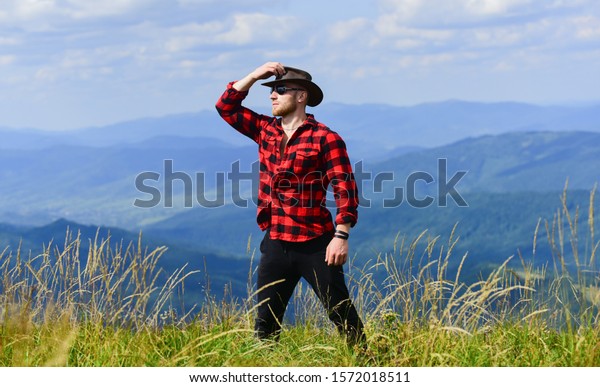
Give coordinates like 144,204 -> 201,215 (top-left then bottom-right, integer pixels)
261,66 -> 324,107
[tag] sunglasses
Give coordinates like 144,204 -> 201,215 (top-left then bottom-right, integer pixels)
270,85 -> 305,95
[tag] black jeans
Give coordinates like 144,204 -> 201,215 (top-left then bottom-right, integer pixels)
255,230 -> 365,345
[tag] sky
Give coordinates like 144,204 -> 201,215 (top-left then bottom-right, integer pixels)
1,0 -> 599,130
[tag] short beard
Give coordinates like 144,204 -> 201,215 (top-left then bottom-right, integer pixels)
272,100 -> 296,117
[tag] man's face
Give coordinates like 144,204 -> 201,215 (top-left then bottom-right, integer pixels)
270,83 -> 303,117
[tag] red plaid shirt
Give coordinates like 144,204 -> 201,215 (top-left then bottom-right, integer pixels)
216,82 -> 358,242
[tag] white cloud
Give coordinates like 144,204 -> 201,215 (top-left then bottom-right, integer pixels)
0,37 -> 20,45
34,66 -> 58,82
329,18 -> 370,43
177,0 -> 224,6
0,0 -> 163,30
63,0 -> 149,19
4,0 -> 56,20
0,55 -> 16,65
375,21 -> 455,43
16,0 -> 148,18
377,0 -> 592,27
0,0 -> 599,129
325,0 -> 600,72
165,21 -> 226,52
573,16 -> 600,40
463,0 -> 533,16
215,13 -> 300,45
164,12 -> 301,52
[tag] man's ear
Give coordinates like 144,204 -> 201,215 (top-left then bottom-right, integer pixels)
299,90 -> 308,103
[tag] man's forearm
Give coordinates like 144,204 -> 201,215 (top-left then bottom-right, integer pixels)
233,74 -> 259,92
336,223 -> 351,233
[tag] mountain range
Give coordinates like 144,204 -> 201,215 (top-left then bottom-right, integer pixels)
2,100 -> 599,152
0,100 -> 599,300
0,100 -> 598,227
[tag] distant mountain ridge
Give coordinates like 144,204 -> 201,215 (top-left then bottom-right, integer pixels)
1,99 -> 599,301
2,100 -> 599,153
0,130 -> 598,229
370,130 -> 600,194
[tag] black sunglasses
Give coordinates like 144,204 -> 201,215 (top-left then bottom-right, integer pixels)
270,85 -> 305,95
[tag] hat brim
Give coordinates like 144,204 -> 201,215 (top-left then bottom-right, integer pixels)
261,79 -> 323,107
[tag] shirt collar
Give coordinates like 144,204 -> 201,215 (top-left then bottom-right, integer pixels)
275,114 -> 317,134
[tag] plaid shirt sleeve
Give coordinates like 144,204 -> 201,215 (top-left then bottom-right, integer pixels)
322,131 -> 359,227
215,81 -> 270,144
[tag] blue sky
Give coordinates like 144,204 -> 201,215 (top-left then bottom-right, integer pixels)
1,0 -> 599,130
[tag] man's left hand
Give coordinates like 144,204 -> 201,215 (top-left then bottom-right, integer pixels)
326,236 -> 349,266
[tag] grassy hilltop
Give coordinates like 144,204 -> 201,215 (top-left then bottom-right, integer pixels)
1,190 -> 599,367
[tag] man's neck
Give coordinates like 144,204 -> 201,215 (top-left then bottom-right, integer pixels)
280,111 -> 308,133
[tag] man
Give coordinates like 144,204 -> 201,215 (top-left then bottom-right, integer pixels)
215,62 -> 365,346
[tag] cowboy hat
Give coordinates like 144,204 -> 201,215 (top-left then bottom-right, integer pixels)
261,66 -> 324,107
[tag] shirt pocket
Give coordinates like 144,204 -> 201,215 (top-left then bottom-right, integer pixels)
292,147 -> 320,175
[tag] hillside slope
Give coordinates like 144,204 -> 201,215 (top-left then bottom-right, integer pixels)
0,130 -> 597,232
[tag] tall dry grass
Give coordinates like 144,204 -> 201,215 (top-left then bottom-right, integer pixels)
1,188 -> 599,366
